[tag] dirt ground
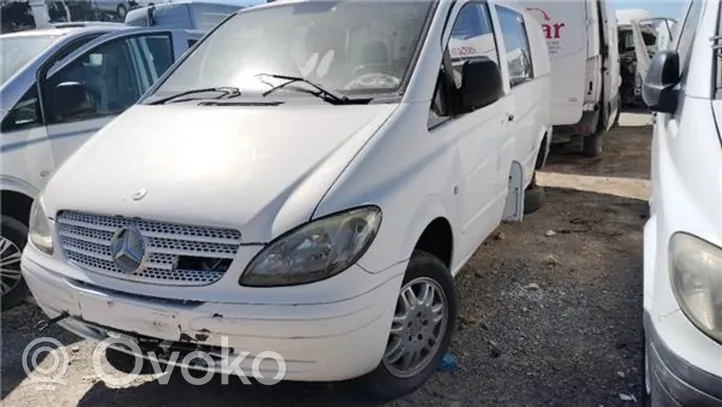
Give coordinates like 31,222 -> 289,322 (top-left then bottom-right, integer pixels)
1,113 -> 653,407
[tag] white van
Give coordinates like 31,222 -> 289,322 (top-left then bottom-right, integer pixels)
523,0 -> 621,157
640,0 -> 722,405
22,0 -> 551,399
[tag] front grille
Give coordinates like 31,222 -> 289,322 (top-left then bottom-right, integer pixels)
56,211 -> 242,286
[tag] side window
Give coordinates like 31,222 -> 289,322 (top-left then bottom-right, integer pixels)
0,34 -> 102,133
430,1 -> 501,123
188,39 -> 199,48
44,33 -> 173,125
447,2 -> 500,88
0,87 -> 41,132
495,6 -> 534,87
674,0 -> 703,75
137,34 -> 175,82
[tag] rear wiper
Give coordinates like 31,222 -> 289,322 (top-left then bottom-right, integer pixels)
147,87 -> 241,105
255,73 -> 351,105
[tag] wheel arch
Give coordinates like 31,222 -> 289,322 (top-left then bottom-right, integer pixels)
0,177 -> 39,226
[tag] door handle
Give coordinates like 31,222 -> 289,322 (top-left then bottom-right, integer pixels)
507,114 -> 514,122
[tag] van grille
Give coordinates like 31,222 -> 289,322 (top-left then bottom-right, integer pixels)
56,211 -> 242,286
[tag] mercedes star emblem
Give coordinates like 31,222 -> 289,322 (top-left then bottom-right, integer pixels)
132,188 -> 148,201
109,227 -> 147,274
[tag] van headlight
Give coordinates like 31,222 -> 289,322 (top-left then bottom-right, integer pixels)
239,206 -> 382,287
670,233 -> 722,342
29,196 -> 54,255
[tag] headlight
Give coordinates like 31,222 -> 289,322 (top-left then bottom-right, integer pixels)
239,206 -> 382,287
29,196 -> 53,255
670,233 -> 722,342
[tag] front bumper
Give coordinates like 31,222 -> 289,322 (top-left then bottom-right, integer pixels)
22,252 -> 405,382
645,312 -> 722,406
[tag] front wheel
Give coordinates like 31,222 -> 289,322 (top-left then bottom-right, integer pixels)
1,215 -> 30,310
359,250 -> 458,400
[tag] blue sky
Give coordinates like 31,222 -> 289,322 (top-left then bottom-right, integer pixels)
613,0 -> 686,18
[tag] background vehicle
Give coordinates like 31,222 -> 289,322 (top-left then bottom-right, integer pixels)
124,0 -> 250,31
617,9 -> 676,108
21,0 -> 551,399
0,24 -> 201,309
523,0 -> 621,157
641,0 -> 722,405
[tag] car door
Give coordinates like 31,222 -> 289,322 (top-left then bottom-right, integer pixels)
494,4 -> 537,183
431,0 -> 512,260
39,28 -> 175,167
631,17 -> 678,83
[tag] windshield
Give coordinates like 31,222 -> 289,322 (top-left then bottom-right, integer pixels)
153,1 -> 435,99
0,35 -> 59,85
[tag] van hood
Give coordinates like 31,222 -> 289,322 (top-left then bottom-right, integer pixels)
43,102 -> 397,242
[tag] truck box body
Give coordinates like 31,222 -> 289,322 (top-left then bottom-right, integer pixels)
523,1 -> 588,125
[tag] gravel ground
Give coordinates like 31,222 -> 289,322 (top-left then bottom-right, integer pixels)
1,113 -> 652,407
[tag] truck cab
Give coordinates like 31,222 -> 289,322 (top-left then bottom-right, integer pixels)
0,24 -> 201,309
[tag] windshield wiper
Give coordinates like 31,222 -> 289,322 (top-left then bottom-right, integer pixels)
255,73 -> 351,105
147,87 -> 241,105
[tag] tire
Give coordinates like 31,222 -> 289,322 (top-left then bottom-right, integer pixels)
105,348 -> 157,374
613,101 -> 622,128
640,330 -> 652,406
524,186 -> 545,215
359,250 -> 458,400
1,215 -> 30,311
582,133 -> 603,157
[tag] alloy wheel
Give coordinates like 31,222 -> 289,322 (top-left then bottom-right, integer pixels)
382,276 -> 448,378
0,236 -> 23,296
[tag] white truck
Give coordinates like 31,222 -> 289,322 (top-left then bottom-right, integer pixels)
523,0 -> 621,157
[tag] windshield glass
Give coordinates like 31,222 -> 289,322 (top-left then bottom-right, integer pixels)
153,0 -> 435,98
0,35 -> 59,85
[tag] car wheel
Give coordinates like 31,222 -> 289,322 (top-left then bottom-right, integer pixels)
1,215 -> 30,311
524,186 -> 545,215
582,133 -> 603,157
359,250 -> 458,400
641,331 -> 652,406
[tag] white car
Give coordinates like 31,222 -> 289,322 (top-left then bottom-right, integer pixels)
641,0 -> 722,404
22,0 -> 551,398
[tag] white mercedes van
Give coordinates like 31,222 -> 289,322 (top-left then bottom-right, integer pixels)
641,0 -> 722,404
22,0 -> 551,398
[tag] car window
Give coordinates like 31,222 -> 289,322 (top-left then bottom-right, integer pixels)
44,33 -> 174,125
495,5 -> 534,87
430,1 -> 500,124
0,86 -> 41,132
0,34 -> 104,133
0,35 -> 59,86
154,2 -> 435,97
447,1 -> 500,89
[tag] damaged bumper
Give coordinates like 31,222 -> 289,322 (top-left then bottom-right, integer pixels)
22,251 -> 405,382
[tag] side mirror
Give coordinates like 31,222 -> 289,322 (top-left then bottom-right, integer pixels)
642,50 -> 680,114
458,58 -> 504,113
51,81 -> 95,121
